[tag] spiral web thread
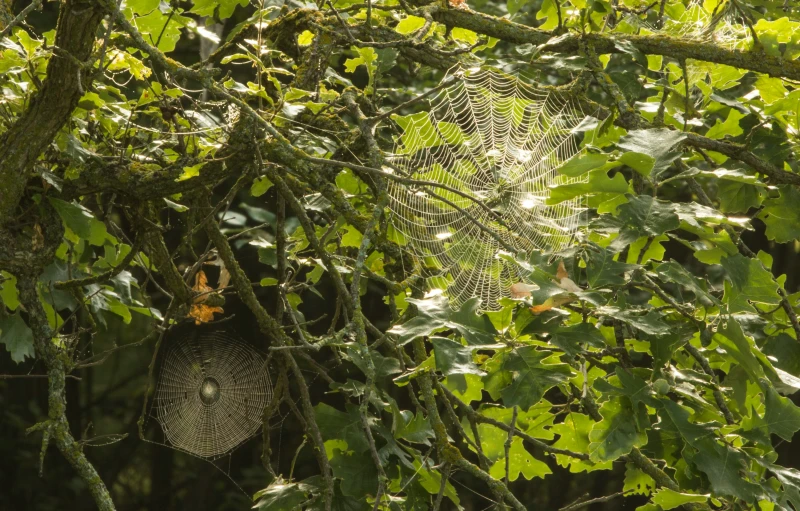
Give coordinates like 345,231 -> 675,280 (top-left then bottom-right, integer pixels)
152,330 -> 272,459
387,67 -> 587,311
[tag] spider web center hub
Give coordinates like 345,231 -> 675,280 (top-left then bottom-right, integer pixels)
199,377 -> 221,405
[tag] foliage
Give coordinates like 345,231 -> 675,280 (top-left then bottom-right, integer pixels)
2,0 -> 800,510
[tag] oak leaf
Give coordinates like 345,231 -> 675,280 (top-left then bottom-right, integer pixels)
188,270 -> 224,323
530,260 -> 580,313
510,282 -> 539,298
188,304 -> 224,325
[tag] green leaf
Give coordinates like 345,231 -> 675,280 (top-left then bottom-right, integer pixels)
618,151 -> 656,176
654,261 -> 719,305
623,464 -> 655,496
706,108 -> 746,139
449,297 -> 498,345
763,333 -> 800,377
548,168 -> 628,204
412,458 -> 460,505
759,185 -> 800,243
551,413 -> 611,473
588,398 -> 647,462
297,30 -> 314,46
717,180 -> 765,213
714,318 -> 765,384
611,195 -> 681,249
451,28 -> 478,44
176,163 -> 205,182
614,40 -> 648,68
395,16 -> 426,35
499,347 -> 573,411
191,0 -> 248,18
548,323 -> 606,357
651,489 -> 709,510
48,199 -> 107,246
431,337 -> 484,376
617,128 -> 686,177
344,47 -> 378,92
48,197 -> 93,239
488,438 -> 552,481
585,244 -> 636,288
251,176 -> 274,197
720,253 -> 780,314
253,480 -> 314,510
659,400 -> 762,501
699,167 -> 765,185
0,313 -> 35,363
597,307 -> 671,336
330,450 -> 378,498
0,271 -> 20,311
755,75 -> 788,104
126,0 -> 159,15
507,0 -> 530,16
388,295 -> 497,346
764,386 -> 800,441
131,10 -> 189,53
314,403 -> 368,454
395,412 -> 434,445
556,153 -> 608,177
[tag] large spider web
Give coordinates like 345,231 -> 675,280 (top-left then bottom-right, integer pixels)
655,0 -> 752,51
387,67 -> 587,311
152,330 -> 272,459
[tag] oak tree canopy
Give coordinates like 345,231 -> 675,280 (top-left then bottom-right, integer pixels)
2,0 -> 800,510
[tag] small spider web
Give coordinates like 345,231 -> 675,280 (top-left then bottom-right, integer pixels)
148,330 -> 273,460
386,66 -> 588,311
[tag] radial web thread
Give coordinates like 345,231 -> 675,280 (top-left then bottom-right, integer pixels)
387,67 -> 587,311
152,330 -> 272,459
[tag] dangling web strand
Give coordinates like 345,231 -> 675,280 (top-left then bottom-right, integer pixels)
387,67 -> 587,311
152,330 -> 272,459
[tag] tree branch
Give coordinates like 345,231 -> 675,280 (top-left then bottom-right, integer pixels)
433,9 -> 800,82
0,0 -> 104,221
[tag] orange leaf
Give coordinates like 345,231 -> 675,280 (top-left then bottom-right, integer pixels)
510,282 -> 538,298
192,270 -> 213,304
529,294 -> 575,315
556,260 -> 569,280
555,260 -> 581,292
188,303 -> 224,325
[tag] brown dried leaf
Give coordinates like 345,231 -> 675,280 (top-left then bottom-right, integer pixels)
554,260 -> 581,292
203,254 -> 231,290
218,266 -> 231,290
510,282 -> 539,298
556,260 -> 569,280
448,0 -> 468,8
530,294 -> 575,314
192,270 -> 213,304
557,277 -> 582,293
188,303 -> 224,325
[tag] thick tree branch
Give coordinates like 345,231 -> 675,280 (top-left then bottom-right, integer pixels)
0,0 -> 104,221
203,216 -> 334,511
434,9 -> 800,82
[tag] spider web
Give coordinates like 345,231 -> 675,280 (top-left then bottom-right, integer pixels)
152,330 -> 272,459
387,67 -> 587,311
657,0 -> 752,50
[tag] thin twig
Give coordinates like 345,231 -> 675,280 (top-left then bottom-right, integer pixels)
0,0 -> 44,38
559,490 -> 630,511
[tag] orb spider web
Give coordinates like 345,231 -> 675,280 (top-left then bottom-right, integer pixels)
387,67 -> 588,311
148,329 -> 273,460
